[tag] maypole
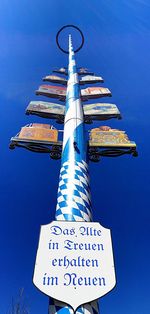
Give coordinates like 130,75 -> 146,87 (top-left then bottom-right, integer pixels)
48,34 -> 98,314
10,25 -> 137,313
55,34 -> 92,222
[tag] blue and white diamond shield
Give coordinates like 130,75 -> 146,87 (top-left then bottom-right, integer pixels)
33,221 -> 116,310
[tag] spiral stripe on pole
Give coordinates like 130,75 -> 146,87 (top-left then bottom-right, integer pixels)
49,35 -> 99,314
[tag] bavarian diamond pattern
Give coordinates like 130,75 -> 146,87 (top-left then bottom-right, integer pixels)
55,160 -> 92,222
49,298 -> 99,314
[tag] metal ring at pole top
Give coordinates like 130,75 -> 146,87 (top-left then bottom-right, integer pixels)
56,25 -> 84,54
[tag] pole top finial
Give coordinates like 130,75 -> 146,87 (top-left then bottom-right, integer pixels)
56,25 -> 84,54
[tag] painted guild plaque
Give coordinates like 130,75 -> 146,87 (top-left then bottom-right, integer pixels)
81,87 -> 111,99
53,68 -> 67,75
80,75 -> 104,84
36,86 -> 66,100
33,221 -> 116,310
26,101 -> 65,115
78,68 -> 94,75
83,103 -> 120,116
37,85 -> 66,94
43,75 -> 67,84
89,126 -> 136,147
19,124 -> 58,142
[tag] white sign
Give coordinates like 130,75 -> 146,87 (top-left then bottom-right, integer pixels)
33,221 -> 116,310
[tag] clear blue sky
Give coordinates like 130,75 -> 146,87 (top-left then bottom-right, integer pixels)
1,0 -> 150,313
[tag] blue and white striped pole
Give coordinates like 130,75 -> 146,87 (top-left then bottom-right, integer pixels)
49,36 -> 99,313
